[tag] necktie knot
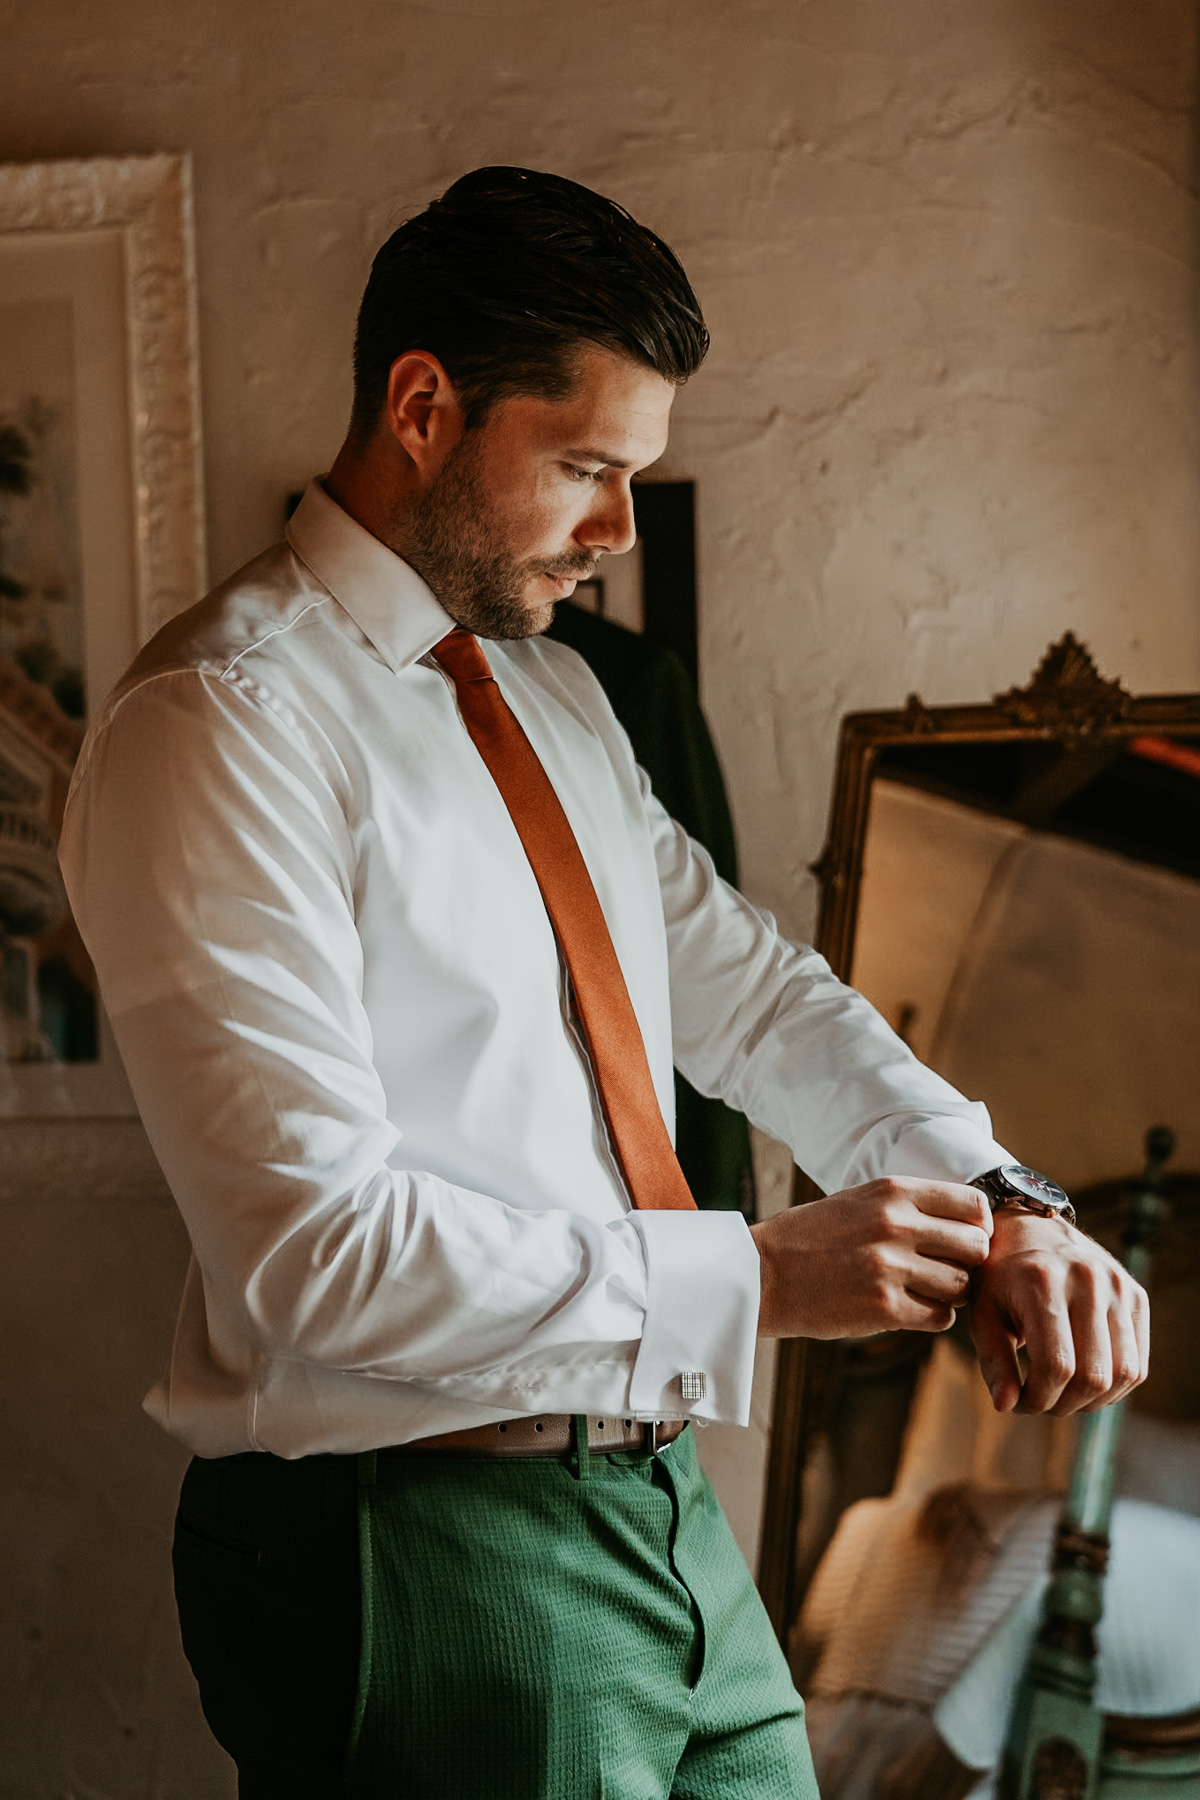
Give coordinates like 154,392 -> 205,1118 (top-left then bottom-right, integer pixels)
433,629 -> 493,684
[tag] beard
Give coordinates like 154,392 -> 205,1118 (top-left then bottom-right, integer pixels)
397,432 -> 595,641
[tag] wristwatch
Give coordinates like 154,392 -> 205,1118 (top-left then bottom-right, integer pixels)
970,1163 -> 1077,1228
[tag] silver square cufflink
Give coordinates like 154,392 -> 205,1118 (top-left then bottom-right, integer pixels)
679,1371 -> 706,1401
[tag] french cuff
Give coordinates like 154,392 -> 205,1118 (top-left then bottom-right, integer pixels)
625,1210 -> 760,1427
859,1116 -> 1013,1188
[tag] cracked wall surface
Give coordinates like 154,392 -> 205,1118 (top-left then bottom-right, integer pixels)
1,0 -> 1197,1791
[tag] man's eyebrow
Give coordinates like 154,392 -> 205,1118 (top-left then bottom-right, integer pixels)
562,446 -> 636,470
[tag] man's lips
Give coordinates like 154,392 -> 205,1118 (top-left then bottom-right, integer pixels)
539,565 -> 595,594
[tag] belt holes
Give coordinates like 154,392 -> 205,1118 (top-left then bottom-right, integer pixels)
624,1419 -> 632,1428
534,1422 -> 544,1433
596,1420 -> 605,1430
498,1423 -> 508,1433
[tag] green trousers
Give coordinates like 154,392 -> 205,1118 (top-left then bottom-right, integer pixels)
173,1425 -> 817,1798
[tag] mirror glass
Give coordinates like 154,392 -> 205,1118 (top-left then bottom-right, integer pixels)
759,646 -> 1200,1793
855,729 -> 1200,1203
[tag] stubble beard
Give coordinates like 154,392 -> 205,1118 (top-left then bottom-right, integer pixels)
398,432 -> 595,641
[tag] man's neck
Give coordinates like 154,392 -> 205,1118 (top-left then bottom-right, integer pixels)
325,439 -> 416,561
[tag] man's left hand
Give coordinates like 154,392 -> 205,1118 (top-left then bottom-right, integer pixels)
969,1211 -> 1149,1416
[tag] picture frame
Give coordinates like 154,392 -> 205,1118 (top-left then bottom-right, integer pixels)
0,154 -> 206,1116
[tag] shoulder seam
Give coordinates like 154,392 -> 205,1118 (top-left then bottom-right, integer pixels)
220,593 -> 331,678
96,664 -> 325,773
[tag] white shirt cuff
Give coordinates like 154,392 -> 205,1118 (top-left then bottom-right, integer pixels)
624,1210 -> 760,1426
852,1114 -> 1012,1187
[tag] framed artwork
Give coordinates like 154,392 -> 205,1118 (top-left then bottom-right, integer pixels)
0,155 -> 206,1115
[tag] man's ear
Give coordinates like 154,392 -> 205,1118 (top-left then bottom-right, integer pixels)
385,352 -> 466,481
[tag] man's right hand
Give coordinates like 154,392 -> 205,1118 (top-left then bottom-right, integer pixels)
749,1178 -> 993,1339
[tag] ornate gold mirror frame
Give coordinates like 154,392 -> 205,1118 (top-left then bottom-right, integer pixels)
757,634 -> 1200,1641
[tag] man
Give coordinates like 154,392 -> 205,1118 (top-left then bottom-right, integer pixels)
60,167 -> 1146,1798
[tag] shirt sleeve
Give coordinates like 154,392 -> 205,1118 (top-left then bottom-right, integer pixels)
59,670 -> 754,1427
642,781 -> 1012,1191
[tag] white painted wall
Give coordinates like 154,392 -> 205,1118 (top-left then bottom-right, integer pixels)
2,0 -> 1197,1790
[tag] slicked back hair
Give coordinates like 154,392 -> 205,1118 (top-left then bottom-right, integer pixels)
349,167 -> 709,439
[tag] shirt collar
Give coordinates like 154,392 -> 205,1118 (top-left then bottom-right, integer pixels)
285,479 -> 456,673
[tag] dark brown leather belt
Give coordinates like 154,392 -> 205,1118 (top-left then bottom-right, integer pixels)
386,1414 -> 688,1460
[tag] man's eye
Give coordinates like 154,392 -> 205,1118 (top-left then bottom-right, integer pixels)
565,465 -> 604,483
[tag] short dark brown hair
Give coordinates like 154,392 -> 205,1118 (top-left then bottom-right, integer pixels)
350,166 -> 708,437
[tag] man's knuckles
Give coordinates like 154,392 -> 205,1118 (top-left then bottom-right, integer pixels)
1110,1338 -> 1144,1395
1037,1347 -> 1076,1389
862,1243 -> 902,1307
1067,1258 -> 1107,1305
1123,1273 -> 1150,1325
865,1180 -> 914,1233
1020,1343 -> 1075,1411
1064,1358 -> 1113,1406
866,1177 -> 912,1203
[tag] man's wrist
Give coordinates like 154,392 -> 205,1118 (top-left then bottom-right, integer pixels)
749,1221 -> 780,1337
987,1206 -> 1076,1250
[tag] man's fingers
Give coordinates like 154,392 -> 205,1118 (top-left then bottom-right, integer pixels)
905,1256 -> 973,1306
912,1183 -> 993,1233
1013,1291 -> 1076,1414
968,1290 -> 1023,1413
1049,1293 -> 1115,1415
1111,1271 -> 1150,1389
897,1291 -> 958,1334
1133,1278 -> 1151,1384
911,1218 -> 992,1270
1107,1294 -> 1143,1402
972,1220 -> 1148,1416
1078,1287 -> 1145,1412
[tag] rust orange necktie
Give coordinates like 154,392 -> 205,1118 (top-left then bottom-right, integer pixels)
433,628 -> 697,1213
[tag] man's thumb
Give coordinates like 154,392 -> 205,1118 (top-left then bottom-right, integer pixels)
969,1292 -> 1022,1413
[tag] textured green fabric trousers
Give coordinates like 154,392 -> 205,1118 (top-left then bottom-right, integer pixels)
174,1426 -> 817,1798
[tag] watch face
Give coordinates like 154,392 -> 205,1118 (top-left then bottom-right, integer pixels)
1001,1164 -> 1070,1210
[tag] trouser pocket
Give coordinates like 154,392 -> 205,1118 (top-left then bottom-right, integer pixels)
172,1454 -> 362,1794
173,1505 -> 263,1766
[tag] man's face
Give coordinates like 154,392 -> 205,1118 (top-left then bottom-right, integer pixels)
401,345 -> 676,640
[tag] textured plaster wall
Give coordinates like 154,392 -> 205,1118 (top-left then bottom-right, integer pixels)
0,1127 -> 215,1793
4,0 -> 1197,942
1,0 -> 1198,1791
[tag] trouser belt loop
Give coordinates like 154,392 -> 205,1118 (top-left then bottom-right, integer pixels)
571,1415 -> 593,1482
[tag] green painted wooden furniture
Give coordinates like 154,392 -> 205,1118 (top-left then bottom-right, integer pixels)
1001,1129 -> 1200,1800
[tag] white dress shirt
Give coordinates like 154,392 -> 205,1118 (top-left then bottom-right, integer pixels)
59,482 -> 1009,1459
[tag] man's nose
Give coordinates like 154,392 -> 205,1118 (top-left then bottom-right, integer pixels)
579,485 -> 637,557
